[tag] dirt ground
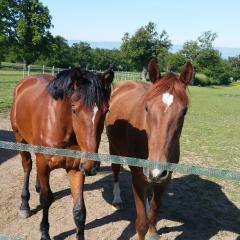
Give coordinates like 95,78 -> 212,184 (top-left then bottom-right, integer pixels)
0,113 -> 239,240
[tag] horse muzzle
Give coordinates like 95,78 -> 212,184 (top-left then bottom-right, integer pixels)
143,167 -> 170,183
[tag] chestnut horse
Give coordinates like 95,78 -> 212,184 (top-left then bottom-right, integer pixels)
105,60 -> 193,240
10,67 -> 114,240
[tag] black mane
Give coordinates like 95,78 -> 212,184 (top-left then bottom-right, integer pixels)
48,69 -> 73,100
47,69 -> 111,109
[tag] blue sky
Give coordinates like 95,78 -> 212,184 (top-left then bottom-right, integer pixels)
41,0 -> 240,48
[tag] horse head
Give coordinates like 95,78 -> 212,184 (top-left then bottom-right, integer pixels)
143,59 -> 193,183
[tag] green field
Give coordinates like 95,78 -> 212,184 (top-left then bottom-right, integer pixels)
1,71 -> 239,204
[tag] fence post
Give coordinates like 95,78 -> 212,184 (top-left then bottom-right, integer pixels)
22,64 -> 25,78
52,66 -> 55,76
42,65 -> 45,74
27,65 -> 30,76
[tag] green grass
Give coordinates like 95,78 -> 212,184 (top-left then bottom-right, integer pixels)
0,70 -> 54,111
0,70 -> 22,112
181,83 -> 240,171
180,83 -> 240,205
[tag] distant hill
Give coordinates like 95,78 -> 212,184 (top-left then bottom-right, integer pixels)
68,40 -> 240,59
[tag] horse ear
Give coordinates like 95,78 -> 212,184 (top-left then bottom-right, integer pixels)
180,62 -> 194,85
70,67 -> 83,85
102,67 -> 114,84
148,59 -> 160,83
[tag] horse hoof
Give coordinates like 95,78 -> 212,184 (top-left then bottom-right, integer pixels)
19,209 -> 31,218
112,202 -> 123,210
41,233 -> 51,240
147,232 -> 160,240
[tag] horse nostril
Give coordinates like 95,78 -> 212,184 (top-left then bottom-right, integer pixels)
161,170 -> 168,178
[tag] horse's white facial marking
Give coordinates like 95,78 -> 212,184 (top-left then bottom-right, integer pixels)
151,168 -> 162,178
146,197 -> 150,215
162,92 -> 174,112
92,104 -> 98,124
113,182 -> 122,204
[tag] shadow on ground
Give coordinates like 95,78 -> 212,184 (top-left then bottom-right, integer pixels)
53,168 -> 240,240
0,130 -> 17,164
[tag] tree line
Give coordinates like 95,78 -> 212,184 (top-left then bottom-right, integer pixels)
1,0 -> 240,85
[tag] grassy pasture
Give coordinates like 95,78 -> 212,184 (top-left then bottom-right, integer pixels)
0,71 -> 239,206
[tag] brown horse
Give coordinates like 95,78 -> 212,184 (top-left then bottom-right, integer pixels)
10,67 -> 114,240
105,59 -> 193,240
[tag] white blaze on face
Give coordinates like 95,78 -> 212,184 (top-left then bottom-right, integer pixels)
92,104 -> 98,124
162,92 -> 174,112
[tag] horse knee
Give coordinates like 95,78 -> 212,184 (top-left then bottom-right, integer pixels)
20,151 -> 32,173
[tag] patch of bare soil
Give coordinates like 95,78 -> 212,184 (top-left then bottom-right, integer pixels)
0,114 -> 239,240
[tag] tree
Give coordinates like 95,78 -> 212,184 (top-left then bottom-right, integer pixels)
228,55 -> 240,81
175,31 -> 232,85
0,0 -> 17,60
168,52 -> 187,72
71,42 -> 92,68
90,48 -> 124,70
121,22 -> 172,79
180,40 -> 200,62
1,0 -> 52,64
46,36 -> 72,67
194,48 -> 221,74
180,31 -> 218,62
197,31 -> 218,49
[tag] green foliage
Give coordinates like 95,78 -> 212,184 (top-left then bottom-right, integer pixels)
90,48 -> 129,71
1,0 -> 52,64
228,55 -> 240,81
71,42 -> 92,68
168,52 -> 187,72
0,9 -> 238,86
180,40 -> 200,62
36,35 -> 72,68
121,22 -> 172,71
170,31 -> 232,86
197,31 -> 218,49
194,73 -> 217,86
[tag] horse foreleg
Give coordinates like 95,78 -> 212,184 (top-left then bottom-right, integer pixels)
19,150 -> 32,218
36,154 -> 53,240
67,169 -> 86,240
15,132 -> 32,218
111,163 -> 123,210
148,180 -> 170,239
132,173 -> 149,240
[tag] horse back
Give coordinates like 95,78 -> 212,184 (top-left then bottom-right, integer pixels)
10,74 -> 73,146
